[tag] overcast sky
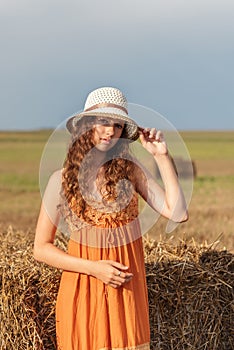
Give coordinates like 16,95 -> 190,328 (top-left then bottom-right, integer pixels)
0,0 -> 233,131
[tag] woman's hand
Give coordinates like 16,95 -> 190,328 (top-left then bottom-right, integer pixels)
139,127 -> 168,157
90,260 -> 133,289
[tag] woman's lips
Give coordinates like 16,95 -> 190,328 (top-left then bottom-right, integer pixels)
100,138 -> 111,144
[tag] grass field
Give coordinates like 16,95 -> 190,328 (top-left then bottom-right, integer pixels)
0,130 -> 233,251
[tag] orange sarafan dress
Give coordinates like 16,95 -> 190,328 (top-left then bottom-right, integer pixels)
56,188 -> 151,350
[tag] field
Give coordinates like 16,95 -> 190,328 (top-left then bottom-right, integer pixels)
0,130 -> 234,349
0,130 -> 233,251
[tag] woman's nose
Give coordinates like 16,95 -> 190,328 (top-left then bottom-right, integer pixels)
106,125 -> 115,136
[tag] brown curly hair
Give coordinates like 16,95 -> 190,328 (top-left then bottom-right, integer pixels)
59,117 -> 138,224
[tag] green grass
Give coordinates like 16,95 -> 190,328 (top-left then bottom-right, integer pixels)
1,129 -> 234,190
0,173 -> 38,192
0,130 -> 52,191
180,131 -> 234,160
0,130 -> 52,142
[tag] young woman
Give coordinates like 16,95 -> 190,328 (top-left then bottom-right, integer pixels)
34,87 -> 188,350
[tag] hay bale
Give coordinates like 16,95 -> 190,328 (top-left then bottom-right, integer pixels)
0,227 -> 65,350
0,228 -> 233,349
144,237 -> 234,349
174,157 -> 197,179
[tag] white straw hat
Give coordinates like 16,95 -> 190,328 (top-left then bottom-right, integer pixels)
66,87 -> 139,141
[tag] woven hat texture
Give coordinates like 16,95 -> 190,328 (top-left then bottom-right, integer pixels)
66,87 -> 139,141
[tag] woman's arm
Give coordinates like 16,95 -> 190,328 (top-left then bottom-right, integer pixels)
33,170 -> 91,272
33,171 -> 133,288
136,128 -> 188,222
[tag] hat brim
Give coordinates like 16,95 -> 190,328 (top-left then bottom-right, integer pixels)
66,108 -> 139,141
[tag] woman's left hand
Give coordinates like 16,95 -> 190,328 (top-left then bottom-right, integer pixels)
139,128 -> 168,156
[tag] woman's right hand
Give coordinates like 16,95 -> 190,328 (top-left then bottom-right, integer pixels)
90,260 -> 133,289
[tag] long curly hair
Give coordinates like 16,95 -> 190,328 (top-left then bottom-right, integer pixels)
59,117 -> 138,224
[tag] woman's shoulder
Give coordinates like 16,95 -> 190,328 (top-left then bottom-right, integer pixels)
43,169 -> 63,196
49,169 -> 63,183
41,170 -> 63,222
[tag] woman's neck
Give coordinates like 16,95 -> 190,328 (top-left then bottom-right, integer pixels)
91,148 -> 107,168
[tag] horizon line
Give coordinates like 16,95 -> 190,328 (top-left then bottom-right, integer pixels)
0,127 -> 234,133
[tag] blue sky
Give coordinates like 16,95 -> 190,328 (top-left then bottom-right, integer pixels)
0,0 -> 233,131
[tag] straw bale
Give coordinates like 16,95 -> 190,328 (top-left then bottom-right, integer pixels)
0,228 -> 233,350
153,157 -> 197,180
144,236 -> 234,349
0,227 -> 66,350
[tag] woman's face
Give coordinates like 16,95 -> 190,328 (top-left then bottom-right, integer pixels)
92,117 -> 125,152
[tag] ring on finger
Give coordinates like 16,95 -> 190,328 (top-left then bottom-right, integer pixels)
118,271 -> 121,277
